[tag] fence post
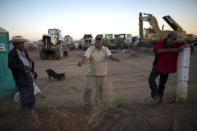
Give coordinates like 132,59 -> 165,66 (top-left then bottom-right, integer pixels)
176,47 -> 191,102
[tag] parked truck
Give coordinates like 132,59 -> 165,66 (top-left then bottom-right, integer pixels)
39,28 -> 68,59
81,34 -> 93,50
64,35 -> 74,51
114,34 -> 131,49
103,34 -> 116,49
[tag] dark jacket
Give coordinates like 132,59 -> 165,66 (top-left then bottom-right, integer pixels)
8,48 -> 36,88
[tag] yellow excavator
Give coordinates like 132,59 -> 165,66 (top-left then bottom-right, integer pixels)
139,12 -> 187,46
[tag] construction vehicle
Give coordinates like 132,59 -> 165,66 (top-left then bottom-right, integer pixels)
131,36 -> 139,44
81,34 -> 93,50
139,12 -> 187,47
114,34 -> 131,49
103,34 -> 117,49
39,28 -> 68,59
64,35 -> 74,50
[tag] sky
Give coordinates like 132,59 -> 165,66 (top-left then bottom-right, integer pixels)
0,0 -> 197,41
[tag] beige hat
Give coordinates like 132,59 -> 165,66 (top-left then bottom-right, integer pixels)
9,36 -> 28,43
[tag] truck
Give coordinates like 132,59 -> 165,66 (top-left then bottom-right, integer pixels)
103,34 -> 116,49
64,35 -> 74,51
38,28 -> 68,59
81,34 -> 93,50
139,12 -> 187,47
114,34 -> 131,49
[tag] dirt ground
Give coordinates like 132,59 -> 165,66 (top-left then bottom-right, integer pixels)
0,47 -> 197,131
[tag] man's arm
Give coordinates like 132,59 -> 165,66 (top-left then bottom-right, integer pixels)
105,47 -> 120,62
178,43 -> 193,51
108,55 -> 120,62
78,56 -> 88,67
30,60 -> 38,79
8,52 -> 25,71
77,47 -> 91,67
156,48 -> 179,54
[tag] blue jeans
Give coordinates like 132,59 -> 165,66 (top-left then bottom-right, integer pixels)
18,86 -> 35,110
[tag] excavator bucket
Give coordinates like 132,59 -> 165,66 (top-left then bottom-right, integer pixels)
162,15 -> 183,31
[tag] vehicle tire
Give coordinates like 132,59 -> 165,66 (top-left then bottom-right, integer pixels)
64,48 -> 69,56
39,51 -> 48,59
55,46 -> 64,59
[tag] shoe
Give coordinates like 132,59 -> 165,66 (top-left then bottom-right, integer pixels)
152,95 -> 162,104
152,95 -> 157,100
31,109 -> 40,123
152,97 -> 160,104
158,96 -> 163,103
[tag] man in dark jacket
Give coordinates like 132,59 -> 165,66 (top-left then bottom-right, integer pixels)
8,36 -> 37,110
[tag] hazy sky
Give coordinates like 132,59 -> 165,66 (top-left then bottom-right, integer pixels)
1,0 -> 197,40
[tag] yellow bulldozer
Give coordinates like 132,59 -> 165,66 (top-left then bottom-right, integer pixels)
139,12 -> 187,47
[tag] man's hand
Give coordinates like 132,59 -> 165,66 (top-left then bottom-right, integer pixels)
108,55 -> 120,62
178,43 -> 191,52
77,61 -> 82,67
24,66 -> 31,72
34,72 -> 38,80
78,56 -> 88,67
170,48 -> 179,53
176,38 -> 187,43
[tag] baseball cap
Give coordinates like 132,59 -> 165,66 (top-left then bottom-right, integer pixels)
167,31 -> 178,40
95,35 -> 102,40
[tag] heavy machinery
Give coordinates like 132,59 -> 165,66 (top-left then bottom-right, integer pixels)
139,12 -> 187,47
81,34 -> 93,50
39,28 -> 68,59
131,36 -> 139,44
114,34 -> 131,49
64,35 -> 74,51
103,34 -> 116,49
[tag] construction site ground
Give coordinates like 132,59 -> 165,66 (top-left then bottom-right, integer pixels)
1,47 -> 197,131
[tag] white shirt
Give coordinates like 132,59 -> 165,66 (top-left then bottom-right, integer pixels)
84,46 -> 112,76
16,49 -> 30,67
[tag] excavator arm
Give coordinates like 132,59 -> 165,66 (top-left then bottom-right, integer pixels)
139,12 -> 187,46
139,12 -> 161,41
140,13 -> 160,33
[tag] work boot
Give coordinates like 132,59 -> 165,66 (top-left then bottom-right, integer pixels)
152,95 -> 157,100
158,95 -> 163,103
152,97 -> 160,104
151,95 -> 163,104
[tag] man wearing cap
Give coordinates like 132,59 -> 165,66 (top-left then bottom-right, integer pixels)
78,34 -> 119,112
148,31 -> 190,104
8,36 -> 37,110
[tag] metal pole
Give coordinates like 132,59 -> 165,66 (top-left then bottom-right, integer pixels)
176,47 -> 191,102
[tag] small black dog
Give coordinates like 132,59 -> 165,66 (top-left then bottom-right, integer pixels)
46,69 -> 65,81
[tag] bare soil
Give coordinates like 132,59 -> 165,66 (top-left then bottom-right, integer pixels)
0,47 -> 197,131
